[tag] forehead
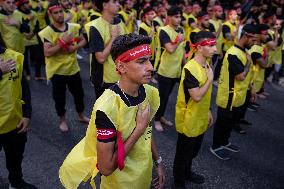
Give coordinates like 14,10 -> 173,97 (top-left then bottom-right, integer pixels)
50,7 -> 63,13
4,0 -> 14,3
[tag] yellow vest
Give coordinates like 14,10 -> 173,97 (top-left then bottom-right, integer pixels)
0,49 -> 24,134
153,16 -> 164,28
175,59 -> 212,137
15,10 -> 39,46
84,17 -> 127,83
157,25 -> 185,78
209,18 -> 223,54
222,21 -> 237,52
185,14 -> 197,42
248,45 -> 265,92
216,46 -> 251,109
268,29 -> 282,65
138,22 -> 155,60
38,23 -> 81,80
119,9 -> 136,33
59,84 -> 160,189
29,0 -> 48,29
0,12 -> 25,53
88,9 -> 101,21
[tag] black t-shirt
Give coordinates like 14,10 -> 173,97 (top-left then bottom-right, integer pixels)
96,84 -> 146,143
188,17 -> 195,26
222,25 -> 231,38
159,27 -> 183,48
183,68 -> 199,103
138,27 -> 148,36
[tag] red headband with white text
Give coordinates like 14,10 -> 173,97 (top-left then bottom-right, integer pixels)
115,44 -> 151,63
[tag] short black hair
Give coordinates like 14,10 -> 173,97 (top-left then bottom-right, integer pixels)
196,11 -> 208,19
193,31 -> 215,44
94,0 -> 110,12
111,34 -> 151,61
141,6 -> 154,18
167,6 -> 182,16
240,24 -> 258,38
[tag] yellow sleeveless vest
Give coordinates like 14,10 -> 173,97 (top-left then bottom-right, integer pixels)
0,12 -> 25,53
175,59 -> 212,137
30,0 -> 48,29
209,18 -> 223,54
217,46 -> 251,109
88,9 -> 101,21
157,25 -> 185,78
119,9 -> 135,33
186,14 -> 197,42
0,49 -> 24,134
59,84 -> 160,189
38,23 -> 81,80
222,21 -> 237,52
248,45 -> 265,92
14,10 -> 39,46
138,22 -> 155,60
268,29 -> 282,65
84,17 -> 127,83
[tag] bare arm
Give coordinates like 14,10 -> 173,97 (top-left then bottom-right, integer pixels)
235,60 -> 251,81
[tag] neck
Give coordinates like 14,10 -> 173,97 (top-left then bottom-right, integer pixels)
53,22 -> 65,29
4,9 -> 13,15
118,77 -> 140,97
102,12 -> 114,24
194,52 -> 207,66
169,23 -> 178,30
236,40 -> 245,49
145,19 -> 151,26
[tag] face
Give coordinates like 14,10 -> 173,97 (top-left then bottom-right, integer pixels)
60,0 -> 71,9
215,7 -> 223,19
229,10 -> 238,21
145,10 -> 156,22
244,34 -> 257,49
119,55 -> 154,85
49,7 -> 64,24
125,0 -> 134,10
104,0 -> 120,15
3,0 -> 16,13
192,4 -> 201,14
197,42 -> 217,58
201,16 -> 210,28
169,13 -> 181,27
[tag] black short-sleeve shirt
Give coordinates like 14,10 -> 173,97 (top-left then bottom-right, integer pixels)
183,68 -> 199,103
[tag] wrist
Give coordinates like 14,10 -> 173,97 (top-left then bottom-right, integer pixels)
154,156 -> 162,167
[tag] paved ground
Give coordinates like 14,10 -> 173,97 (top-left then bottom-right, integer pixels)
1,51 -> 284,189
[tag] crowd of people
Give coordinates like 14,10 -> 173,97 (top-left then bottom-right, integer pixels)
0,0 -> 283,188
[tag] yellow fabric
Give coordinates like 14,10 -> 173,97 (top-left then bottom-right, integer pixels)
153,16 -> 164,28
268,30 -> 282,65
185,14 -> 197,42
248,45 -> 265,92
0,49 -> 24,134
59,84 -> 160,189
88,9 -> 101,21
69,9 -> 79,23
119,9 -> 136,33
38,23 -> 81,80
0,12 -> 25,53
216,46 -> 251,109
209,18 -> 223,54
79,9 -> 90,27
14,10 -> 39,46
84,17 -> 127,83
138,22 -> 155,60
175,59 -> 212,137
222,21 -> 237,52
157,25 -> 185,78
29,0 -> 48,29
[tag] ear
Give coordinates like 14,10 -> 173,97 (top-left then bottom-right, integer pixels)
116,61 -> 126,74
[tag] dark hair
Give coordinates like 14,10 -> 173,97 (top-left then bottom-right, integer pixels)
193,31 -> 215,44
240,24 -> 258,38
94,0 -> 110,12
111,34 -> 151,61
196,11 -> 208,19
141,6 -> 154,18
167,6 -> 182,16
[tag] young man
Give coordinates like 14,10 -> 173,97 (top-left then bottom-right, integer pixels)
210,24 -> 257,160
154,6 -> 185,132
85,0 -> 127,99
0,0 -> 30,54
173,31 -> 216,188
214,9 -> 238,82
0,34 -> 36,189
39,2 -> 89,132
59,34 -> 166,189
118,0 -> 136,33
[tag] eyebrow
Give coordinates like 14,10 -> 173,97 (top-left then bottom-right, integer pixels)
136,56 -> 150,62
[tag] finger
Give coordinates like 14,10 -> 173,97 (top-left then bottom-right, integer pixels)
18,126 -> 27,133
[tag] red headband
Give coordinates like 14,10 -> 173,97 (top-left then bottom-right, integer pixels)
115,44 -> 151,63
263,16 -> 274,23
191,38 -> 216,49
48,5 -> 62,12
